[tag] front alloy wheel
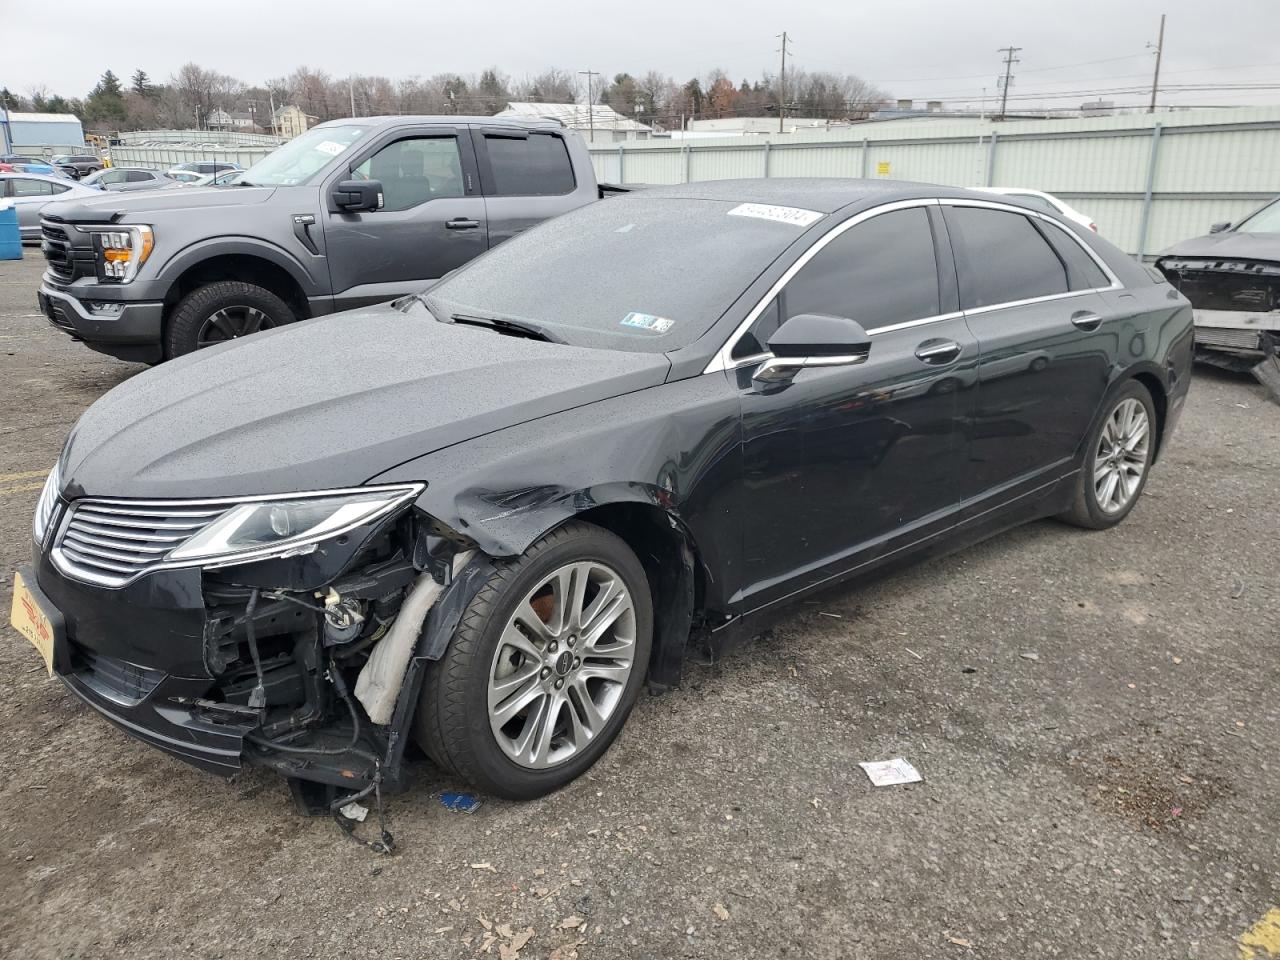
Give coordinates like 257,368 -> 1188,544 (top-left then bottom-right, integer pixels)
487,561 -> 638,769
416,522 -> 652,800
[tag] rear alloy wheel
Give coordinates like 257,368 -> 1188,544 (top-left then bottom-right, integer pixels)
417,522 -> 652,800
164,280 -> 294,358
1060,380 -> 1157,529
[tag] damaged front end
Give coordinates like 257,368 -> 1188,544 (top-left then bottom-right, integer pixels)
1157,256 -> 1280,401
32,483 -> 488,847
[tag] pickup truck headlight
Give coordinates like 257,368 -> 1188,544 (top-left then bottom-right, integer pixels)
32,462 -> 61,545
90,225 -> 153,283
166,484 -> 424,567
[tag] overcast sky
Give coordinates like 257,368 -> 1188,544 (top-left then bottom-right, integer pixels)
5,0 -> 1279,110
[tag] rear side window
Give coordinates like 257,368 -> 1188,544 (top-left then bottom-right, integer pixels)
483,133 -> 575,197
946,206 -> 1067,308
125,170 -> 153,183
1036,221 -> 1110,290
781,207 -> 941,331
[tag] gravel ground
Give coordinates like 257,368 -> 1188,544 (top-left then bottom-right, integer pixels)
1,254 -> 1277,960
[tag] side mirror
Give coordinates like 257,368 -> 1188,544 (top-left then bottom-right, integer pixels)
754,313 -> 871,389
1208,221 -> 1231,234
332,179 -> 383,212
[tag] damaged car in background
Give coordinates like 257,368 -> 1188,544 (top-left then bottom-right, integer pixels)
1157,196 -> 1280,402
11,180 -> 1191,849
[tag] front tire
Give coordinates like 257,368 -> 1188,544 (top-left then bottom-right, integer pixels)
416,522 -> 653,800
1060,380 -> 1157,530
164,280 -> 294,358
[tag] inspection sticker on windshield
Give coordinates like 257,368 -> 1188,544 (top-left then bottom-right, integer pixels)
620,312 -> 674,333
727,203 -> 823,227
315,140 -> 348,157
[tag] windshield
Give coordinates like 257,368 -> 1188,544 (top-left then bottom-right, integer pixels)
239,125 -> 367,186
1236,199 -> 1280,234
425,197 -> 816,353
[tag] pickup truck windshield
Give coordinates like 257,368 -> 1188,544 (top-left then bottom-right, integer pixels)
239,126 -> 367,186
1237,199 -> 1280,234
424,197 -> 817,353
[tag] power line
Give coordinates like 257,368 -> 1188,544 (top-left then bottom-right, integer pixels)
997,46 -> 1021,120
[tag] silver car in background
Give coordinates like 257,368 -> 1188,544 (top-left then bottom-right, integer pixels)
0,172 -> 102,241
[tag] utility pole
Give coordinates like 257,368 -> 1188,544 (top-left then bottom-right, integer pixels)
1148,14 -> 1166,114
777,31 -> 792,133
996,46 -> 1021,121
579,70 -> 600,143
348,78 -> 357,118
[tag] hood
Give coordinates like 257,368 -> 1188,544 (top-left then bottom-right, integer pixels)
1158,230 -> 1280,263
41,185 -> 277,224
61,304 -> 671,500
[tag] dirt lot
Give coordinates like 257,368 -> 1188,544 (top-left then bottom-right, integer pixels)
1,253 -> 1277,960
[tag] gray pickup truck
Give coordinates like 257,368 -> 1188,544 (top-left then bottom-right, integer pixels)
38,116 -> 613,362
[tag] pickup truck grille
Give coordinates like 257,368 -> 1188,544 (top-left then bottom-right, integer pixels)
52,500 -> 229,587
41,223 -> 75,281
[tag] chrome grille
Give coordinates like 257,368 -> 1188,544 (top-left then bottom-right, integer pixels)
53,500 -> 228,587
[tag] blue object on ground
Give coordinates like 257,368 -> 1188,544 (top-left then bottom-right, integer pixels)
0,202 -> 21,261
440,792 -> 482,813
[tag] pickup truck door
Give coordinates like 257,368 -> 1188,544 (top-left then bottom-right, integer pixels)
320,124 -> 486,311
470,127 -> 598,248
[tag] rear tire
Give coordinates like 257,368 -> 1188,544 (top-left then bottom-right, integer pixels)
416,521 -> 653,800
164,280 -> 294,358
1059,380 -> 1157,530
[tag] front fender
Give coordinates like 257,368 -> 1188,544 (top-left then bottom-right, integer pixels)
154,235 -> 326,298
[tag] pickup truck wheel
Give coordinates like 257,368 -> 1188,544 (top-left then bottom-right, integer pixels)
165,280 -> 294,358
416,522 -> 653,800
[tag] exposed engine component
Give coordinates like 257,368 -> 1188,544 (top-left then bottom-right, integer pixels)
322,588 -> 366,645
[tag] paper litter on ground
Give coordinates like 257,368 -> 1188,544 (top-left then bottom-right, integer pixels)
858,758 -> 923,786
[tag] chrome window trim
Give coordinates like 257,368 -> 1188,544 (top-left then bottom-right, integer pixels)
706,195 -> 1125,374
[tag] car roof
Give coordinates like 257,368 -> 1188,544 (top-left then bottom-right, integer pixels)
622,178 -> 1007,215
317,114 -> 564,132
0,171 -> 75,183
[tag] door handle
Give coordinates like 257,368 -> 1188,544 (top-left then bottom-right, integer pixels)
446,218 -> 480,230
1071,310 -> 1103,331
914,339 -> 962,365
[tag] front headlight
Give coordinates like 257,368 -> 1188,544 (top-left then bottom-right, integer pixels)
32,462 -> 61,545
166,484 -> 423,567
89,225 -> 153,283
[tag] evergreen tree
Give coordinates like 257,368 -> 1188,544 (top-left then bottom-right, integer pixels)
131,69 -> 154,98
85,70 -> 127,126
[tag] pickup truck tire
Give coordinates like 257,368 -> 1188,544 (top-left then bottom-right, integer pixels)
165,280 -> 295,358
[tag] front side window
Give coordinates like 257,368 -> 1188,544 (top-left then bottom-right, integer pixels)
483,133 -> 575,197
782,207 -> 941,330
352,136 -> 465,211
945,206 -> 1068,309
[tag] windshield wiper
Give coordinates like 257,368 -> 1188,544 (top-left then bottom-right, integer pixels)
451,312 -> 560,343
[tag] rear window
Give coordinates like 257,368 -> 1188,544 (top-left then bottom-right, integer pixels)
426,196 -> 814,352
483,133 -> 575,196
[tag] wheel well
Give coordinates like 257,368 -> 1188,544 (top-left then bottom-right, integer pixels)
166,255 -> 308,319
573,502 -> 707,690
1131,371 -> 1168,460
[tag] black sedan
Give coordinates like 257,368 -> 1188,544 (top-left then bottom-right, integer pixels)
13,179 -> 1193,821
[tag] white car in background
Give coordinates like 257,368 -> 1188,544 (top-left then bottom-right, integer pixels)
976,187 -> 1098,233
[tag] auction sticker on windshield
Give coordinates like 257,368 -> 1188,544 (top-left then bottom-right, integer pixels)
727,203 -> 823,227
10,571 -> 54,676
315,140 -> 349,157
620,312 -> 675,333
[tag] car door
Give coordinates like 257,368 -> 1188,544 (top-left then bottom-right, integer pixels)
941,201 -> 1120,505
471,128 -> 585,247
8,177 -> 71,237
322,125 -> 487,310
734,202 -> 978,610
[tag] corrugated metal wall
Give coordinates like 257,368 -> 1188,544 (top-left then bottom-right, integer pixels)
588,107 -> 1280,256
109,145 -> 277,168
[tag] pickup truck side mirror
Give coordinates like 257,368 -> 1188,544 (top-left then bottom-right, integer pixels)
333,179 -> 383,212
1208,221 -> 1232,234
753,313 -> 871,390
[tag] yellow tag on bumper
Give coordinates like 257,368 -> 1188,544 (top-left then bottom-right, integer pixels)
10,570 -> 54,676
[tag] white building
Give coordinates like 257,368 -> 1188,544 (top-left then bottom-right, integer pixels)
0,111 -> 85,152
495,102 -> 652,143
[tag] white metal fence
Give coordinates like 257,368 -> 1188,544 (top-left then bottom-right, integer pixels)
587,107 -> 1280,257
109,144 -> 278,168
